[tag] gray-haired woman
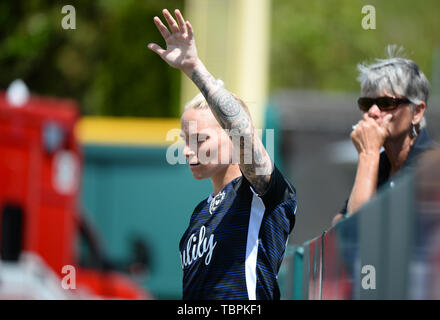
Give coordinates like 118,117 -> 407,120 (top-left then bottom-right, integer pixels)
333,46 -> 435,225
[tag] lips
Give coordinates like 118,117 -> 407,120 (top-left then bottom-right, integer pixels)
189,162 -> 200,168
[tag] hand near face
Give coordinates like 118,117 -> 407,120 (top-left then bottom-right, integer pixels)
147,9 -> 199,75
351,113 -> 392,155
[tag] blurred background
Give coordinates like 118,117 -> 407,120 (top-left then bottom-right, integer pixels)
0,0 -> 439,299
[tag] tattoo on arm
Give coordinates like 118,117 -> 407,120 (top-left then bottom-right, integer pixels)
191,68 -> 273,194
191,70 -> 241,121
240,136 -> 273,194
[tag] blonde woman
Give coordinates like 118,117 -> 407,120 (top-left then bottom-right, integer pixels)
148,9 -> 297,300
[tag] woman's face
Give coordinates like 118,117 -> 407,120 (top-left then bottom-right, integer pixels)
363,89 -> 426,140
180,108 -> 234,180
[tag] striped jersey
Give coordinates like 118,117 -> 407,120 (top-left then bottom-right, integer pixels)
179,166 -> 297,300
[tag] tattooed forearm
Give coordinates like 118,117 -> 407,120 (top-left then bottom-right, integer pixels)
191,70 -> 216,105
209,89 -> 241,118
240,136 -> 273,194
191,68 -> 244,129
190,64 -> 273,194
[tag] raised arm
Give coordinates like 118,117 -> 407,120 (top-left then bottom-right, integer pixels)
148,9 -> 273,194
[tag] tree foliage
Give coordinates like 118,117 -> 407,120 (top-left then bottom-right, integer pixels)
1,1 -> 439,117
270,0 -> 440,93
0,0 -> 183,117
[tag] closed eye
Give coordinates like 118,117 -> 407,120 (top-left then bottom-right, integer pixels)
198,134 -> 209,141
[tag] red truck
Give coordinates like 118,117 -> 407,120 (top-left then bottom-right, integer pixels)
0,83 -> 152,299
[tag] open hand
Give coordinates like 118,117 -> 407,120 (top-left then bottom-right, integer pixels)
147,9 -> 199,75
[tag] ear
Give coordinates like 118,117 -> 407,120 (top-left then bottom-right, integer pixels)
412,101 -> 426,126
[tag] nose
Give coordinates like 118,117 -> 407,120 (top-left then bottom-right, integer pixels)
368,104 -> 381,119
183,144 -> 195,158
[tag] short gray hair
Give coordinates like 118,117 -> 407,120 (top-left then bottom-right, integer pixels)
357,45 -> 430,107
357,45 -> 430,128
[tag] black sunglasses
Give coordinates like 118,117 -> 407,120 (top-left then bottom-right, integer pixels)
357,96 -> 411,112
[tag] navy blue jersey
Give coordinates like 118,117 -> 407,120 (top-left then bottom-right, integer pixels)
179,166 -> 297,300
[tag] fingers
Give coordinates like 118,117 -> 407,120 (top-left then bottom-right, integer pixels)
152,9 -> 192,41
363,112 -> 372,122
153,16 -> 170,40
363,112 -> 383,127
379,114 -> 393,136
352,119 -> 370,134
352,120 -> 361,131
383,113 -> 392,124
174,9 -> 187,35
362,112 -> 392,125
162,9 -> 180,34
147,43 -> 166,57
186,20 -> 194,38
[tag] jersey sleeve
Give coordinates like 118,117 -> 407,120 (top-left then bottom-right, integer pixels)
259,166 -> 296,208
259,165 -> 297,231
